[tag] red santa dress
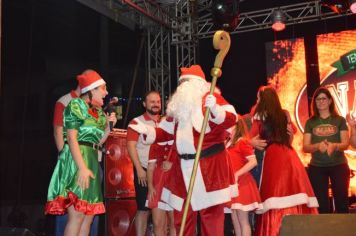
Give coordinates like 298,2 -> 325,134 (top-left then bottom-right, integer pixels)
228,138 -> 262,212
146,140 -> 175,211
250,114 -> 318,236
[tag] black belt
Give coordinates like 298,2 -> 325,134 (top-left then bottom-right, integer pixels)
179,143 -> 225,160
65,141 -> 105,152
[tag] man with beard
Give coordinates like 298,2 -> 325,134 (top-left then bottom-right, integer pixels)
127,90 -> 162,236
129,65 -> 238,236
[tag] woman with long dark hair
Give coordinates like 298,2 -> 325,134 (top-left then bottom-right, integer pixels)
251,86 -> 318,236
303,87 -> 350,213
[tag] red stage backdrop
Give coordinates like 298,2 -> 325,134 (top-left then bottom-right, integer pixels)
266,30 -> 356,195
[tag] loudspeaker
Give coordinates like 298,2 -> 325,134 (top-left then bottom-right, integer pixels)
280,214 -> 356,236
105,129 -> 135,198
106,199 -> 137,236
0,227 -> 35,236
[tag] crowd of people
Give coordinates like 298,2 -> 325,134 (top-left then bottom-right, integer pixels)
44,66 -> 354,236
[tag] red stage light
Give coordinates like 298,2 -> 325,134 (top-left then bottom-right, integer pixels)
271,10 -> 286,32
272,22 -> 286,32
350,0 -> 356,13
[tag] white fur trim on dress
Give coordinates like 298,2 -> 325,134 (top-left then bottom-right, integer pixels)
81,79 -> 106,93
230,202 -> 264,212
157,201 -> 173,211
161,187 -> 185,211
145,199 -> 174,211
255,193 -> 319,214
181,160 -> 238,211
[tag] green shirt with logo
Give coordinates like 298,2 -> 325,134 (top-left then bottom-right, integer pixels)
304,115 -> 348,167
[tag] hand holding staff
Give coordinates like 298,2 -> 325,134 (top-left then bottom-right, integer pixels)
178,30 -> 231,236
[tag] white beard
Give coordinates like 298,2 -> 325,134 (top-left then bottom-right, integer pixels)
166,79 -> 209,122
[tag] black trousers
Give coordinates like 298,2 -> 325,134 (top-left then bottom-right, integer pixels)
133,167 -> 150,211
308,163 -> 350,213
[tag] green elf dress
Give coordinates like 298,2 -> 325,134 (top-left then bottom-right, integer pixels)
45,98 -> 107,215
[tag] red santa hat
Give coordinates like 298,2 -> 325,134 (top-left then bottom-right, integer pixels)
76,70 -> 106,94
179,65 -> 206,82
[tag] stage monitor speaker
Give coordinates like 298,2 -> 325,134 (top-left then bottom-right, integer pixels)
280,214 -> 356,236
0,227 -> 35,236
106,199 -> 137,236
105,129 -> 135,199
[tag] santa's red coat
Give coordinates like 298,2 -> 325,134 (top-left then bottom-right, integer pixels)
145,92 -> 238,211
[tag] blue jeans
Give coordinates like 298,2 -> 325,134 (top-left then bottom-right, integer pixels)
55,214 -> 99,236
55,214 -> 67,236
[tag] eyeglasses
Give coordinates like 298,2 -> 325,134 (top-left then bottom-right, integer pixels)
315,97 -> 329,102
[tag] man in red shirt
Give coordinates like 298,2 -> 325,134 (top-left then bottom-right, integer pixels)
53,87 -> 81,151
127,90 -> 162,236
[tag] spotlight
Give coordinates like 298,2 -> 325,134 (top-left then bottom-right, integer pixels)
321,0 -> 350,14
211,0 -> 240,31
271,10 -> 286,32
350,0 -> 356,13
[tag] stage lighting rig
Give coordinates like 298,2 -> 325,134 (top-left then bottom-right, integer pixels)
211,0 -> 240,31
271,9 -> 286,32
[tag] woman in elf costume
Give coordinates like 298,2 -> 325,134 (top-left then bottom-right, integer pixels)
45,70 -> 116,236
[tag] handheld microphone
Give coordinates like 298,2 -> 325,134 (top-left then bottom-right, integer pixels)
105,97 -> 119,131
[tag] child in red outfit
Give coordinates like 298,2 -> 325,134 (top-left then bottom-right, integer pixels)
147,140 -> 176,236
227,117 -> 262,236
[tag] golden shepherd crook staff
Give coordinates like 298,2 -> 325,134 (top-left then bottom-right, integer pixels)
178,30 -> 231,236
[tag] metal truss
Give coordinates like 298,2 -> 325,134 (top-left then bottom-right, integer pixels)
77,0 -> 355,95
196,0 -> 354,38
172,0 -> 198,79
147,26 -> 172,105
76,0 -> 174,30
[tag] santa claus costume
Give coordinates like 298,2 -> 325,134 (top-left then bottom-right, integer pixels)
130,65 -> 238,236
228,138 -> 262,212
